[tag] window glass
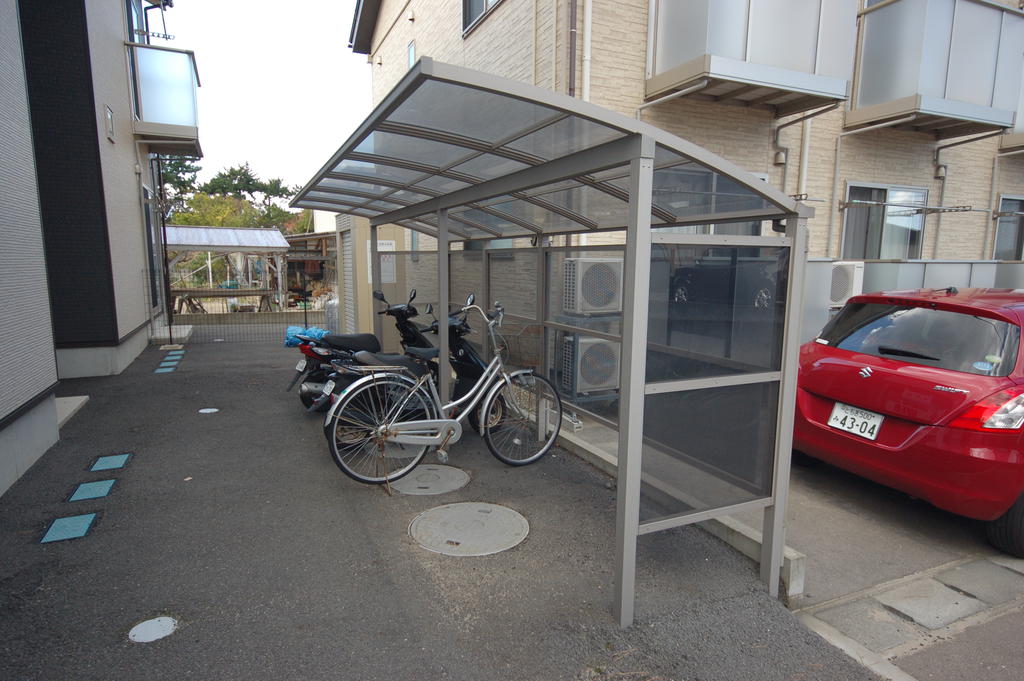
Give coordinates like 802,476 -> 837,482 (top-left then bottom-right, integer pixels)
842,185 -> 925,259
995,198 -> 1024,260
819,303 -> 1020,377
464,0 -> 502,31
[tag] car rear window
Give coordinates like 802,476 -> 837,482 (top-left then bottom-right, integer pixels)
818,302 -> 1020,377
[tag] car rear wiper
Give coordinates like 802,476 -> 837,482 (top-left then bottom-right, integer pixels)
877,345 -> 941,361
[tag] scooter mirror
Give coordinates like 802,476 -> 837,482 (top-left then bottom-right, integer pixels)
408,289 -> 417,303
466,293 -> 475,306
373,290 -> 386,303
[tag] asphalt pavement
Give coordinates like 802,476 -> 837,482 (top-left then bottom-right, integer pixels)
0,342 -> 882,681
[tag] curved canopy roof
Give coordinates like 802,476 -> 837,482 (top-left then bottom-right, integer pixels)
293,58 -> 810,241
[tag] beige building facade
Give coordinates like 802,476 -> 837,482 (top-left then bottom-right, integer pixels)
348,0 -> 1024,263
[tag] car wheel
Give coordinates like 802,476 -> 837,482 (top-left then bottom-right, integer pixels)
986,494 -> 1024,558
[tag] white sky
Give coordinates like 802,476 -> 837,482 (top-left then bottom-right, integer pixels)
155,0 -> 373,190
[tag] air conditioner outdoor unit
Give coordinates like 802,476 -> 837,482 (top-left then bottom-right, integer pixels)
563,257 -> 623,314
830,261 -> 865,307
563,335 -> 620,394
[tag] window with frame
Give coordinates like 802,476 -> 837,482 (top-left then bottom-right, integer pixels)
464,0 -> 502,32
995,197 -> 1024,260
841,184 -> 927,260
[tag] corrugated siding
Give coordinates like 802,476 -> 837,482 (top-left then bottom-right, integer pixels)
0,0 -> 58,422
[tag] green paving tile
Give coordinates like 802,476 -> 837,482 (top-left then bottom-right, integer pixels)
41,514 -> 96,543
91,453 -> 130,471
69,479 -> 115,502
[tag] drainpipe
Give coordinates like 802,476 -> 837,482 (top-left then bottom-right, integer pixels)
772,102 -> 839,195
931,130 -> 1005,258
568,0 -> 578,97
798,119 -> 812,197
581,0 -> 592,101
636,79 -> 709,119
827,115 -> 917,257
987,147 -> 1024,258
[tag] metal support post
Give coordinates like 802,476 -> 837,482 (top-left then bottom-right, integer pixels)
370,225 -> 382,340
613,136 -> 655,628
760,216 -> 808,596
438,210 -> 451,403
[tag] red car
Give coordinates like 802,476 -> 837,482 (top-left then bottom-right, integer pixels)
794,288 -> 1024,556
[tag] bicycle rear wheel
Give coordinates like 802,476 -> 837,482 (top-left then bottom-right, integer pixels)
325,374 -> 436,484
482,371 -> 562,466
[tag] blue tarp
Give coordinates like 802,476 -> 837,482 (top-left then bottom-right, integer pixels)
284,326 -> 331,347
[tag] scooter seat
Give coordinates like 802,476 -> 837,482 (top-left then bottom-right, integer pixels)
353,351 -> 429,378
321,333 -> 381,353
404,346 -> 440,361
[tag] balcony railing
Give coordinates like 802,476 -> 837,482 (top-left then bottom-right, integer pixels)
849,0 -> 1024,139
645,0 -> 857,117
127,42 -> 202,156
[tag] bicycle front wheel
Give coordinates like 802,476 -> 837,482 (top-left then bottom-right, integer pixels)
482,371 -> 562,466
326,374 -> 436,484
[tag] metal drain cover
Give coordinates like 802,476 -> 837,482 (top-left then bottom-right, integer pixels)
392,465 -> 470,495
409,502 -> 529,556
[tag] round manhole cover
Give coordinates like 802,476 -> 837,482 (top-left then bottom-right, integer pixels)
392,465 -> 470,496
128,616 -> 178,643
409,502 -> 529,556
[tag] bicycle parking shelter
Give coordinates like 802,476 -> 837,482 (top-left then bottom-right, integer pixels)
293,58 -> 811,627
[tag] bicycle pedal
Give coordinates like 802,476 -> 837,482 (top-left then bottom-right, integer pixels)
436,449 -> 449,464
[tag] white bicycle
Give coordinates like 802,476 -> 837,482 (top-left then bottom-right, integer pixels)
323,295 -> 562,485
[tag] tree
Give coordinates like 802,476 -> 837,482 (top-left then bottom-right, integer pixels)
197,163 -> 300,230
158,156 -> 201,221
168,193 -> 262,228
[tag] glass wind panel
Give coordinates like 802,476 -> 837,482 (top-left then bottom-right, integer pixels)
546,249 -> 625,338
505,116 -> 625,160
550,328 -> 621,423
135,46 -> 198,126
641,165 -> 773,219
488,249 -> 539,319
450,153 -> 531,180
416,175 -> 473,193
639,382 -> 778,523
355,131 -> 475,169
647,244 -> 788,379
542,185 -> 631,228
331,159 -> 426,185
388,80 -> 560,144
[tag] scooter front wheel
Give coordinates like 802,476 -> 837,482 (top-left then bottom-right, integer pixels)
325,374 -> 437,484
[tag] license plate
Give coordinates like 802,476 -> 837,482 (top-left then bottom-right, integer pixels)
828,402 -> 883,441
295,359 -> 306,371
322,380 -> 335,395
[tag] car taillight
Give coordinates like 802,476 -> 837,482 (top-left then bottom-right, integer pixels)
949,386 -> 1024,431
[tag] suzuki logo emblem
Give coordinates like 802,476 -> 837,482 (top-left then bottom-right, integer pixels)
859,367 -> 873,378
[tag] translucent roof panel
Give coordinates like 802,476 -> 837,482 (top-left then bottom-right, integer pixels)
386,80 -> 561,144
355,131 -> 475,169
505,116 -> 625,160
292,58 -> 805,240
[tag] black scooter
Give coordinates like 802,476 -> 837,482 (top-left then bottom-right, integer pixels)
301,289 -> 436,412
